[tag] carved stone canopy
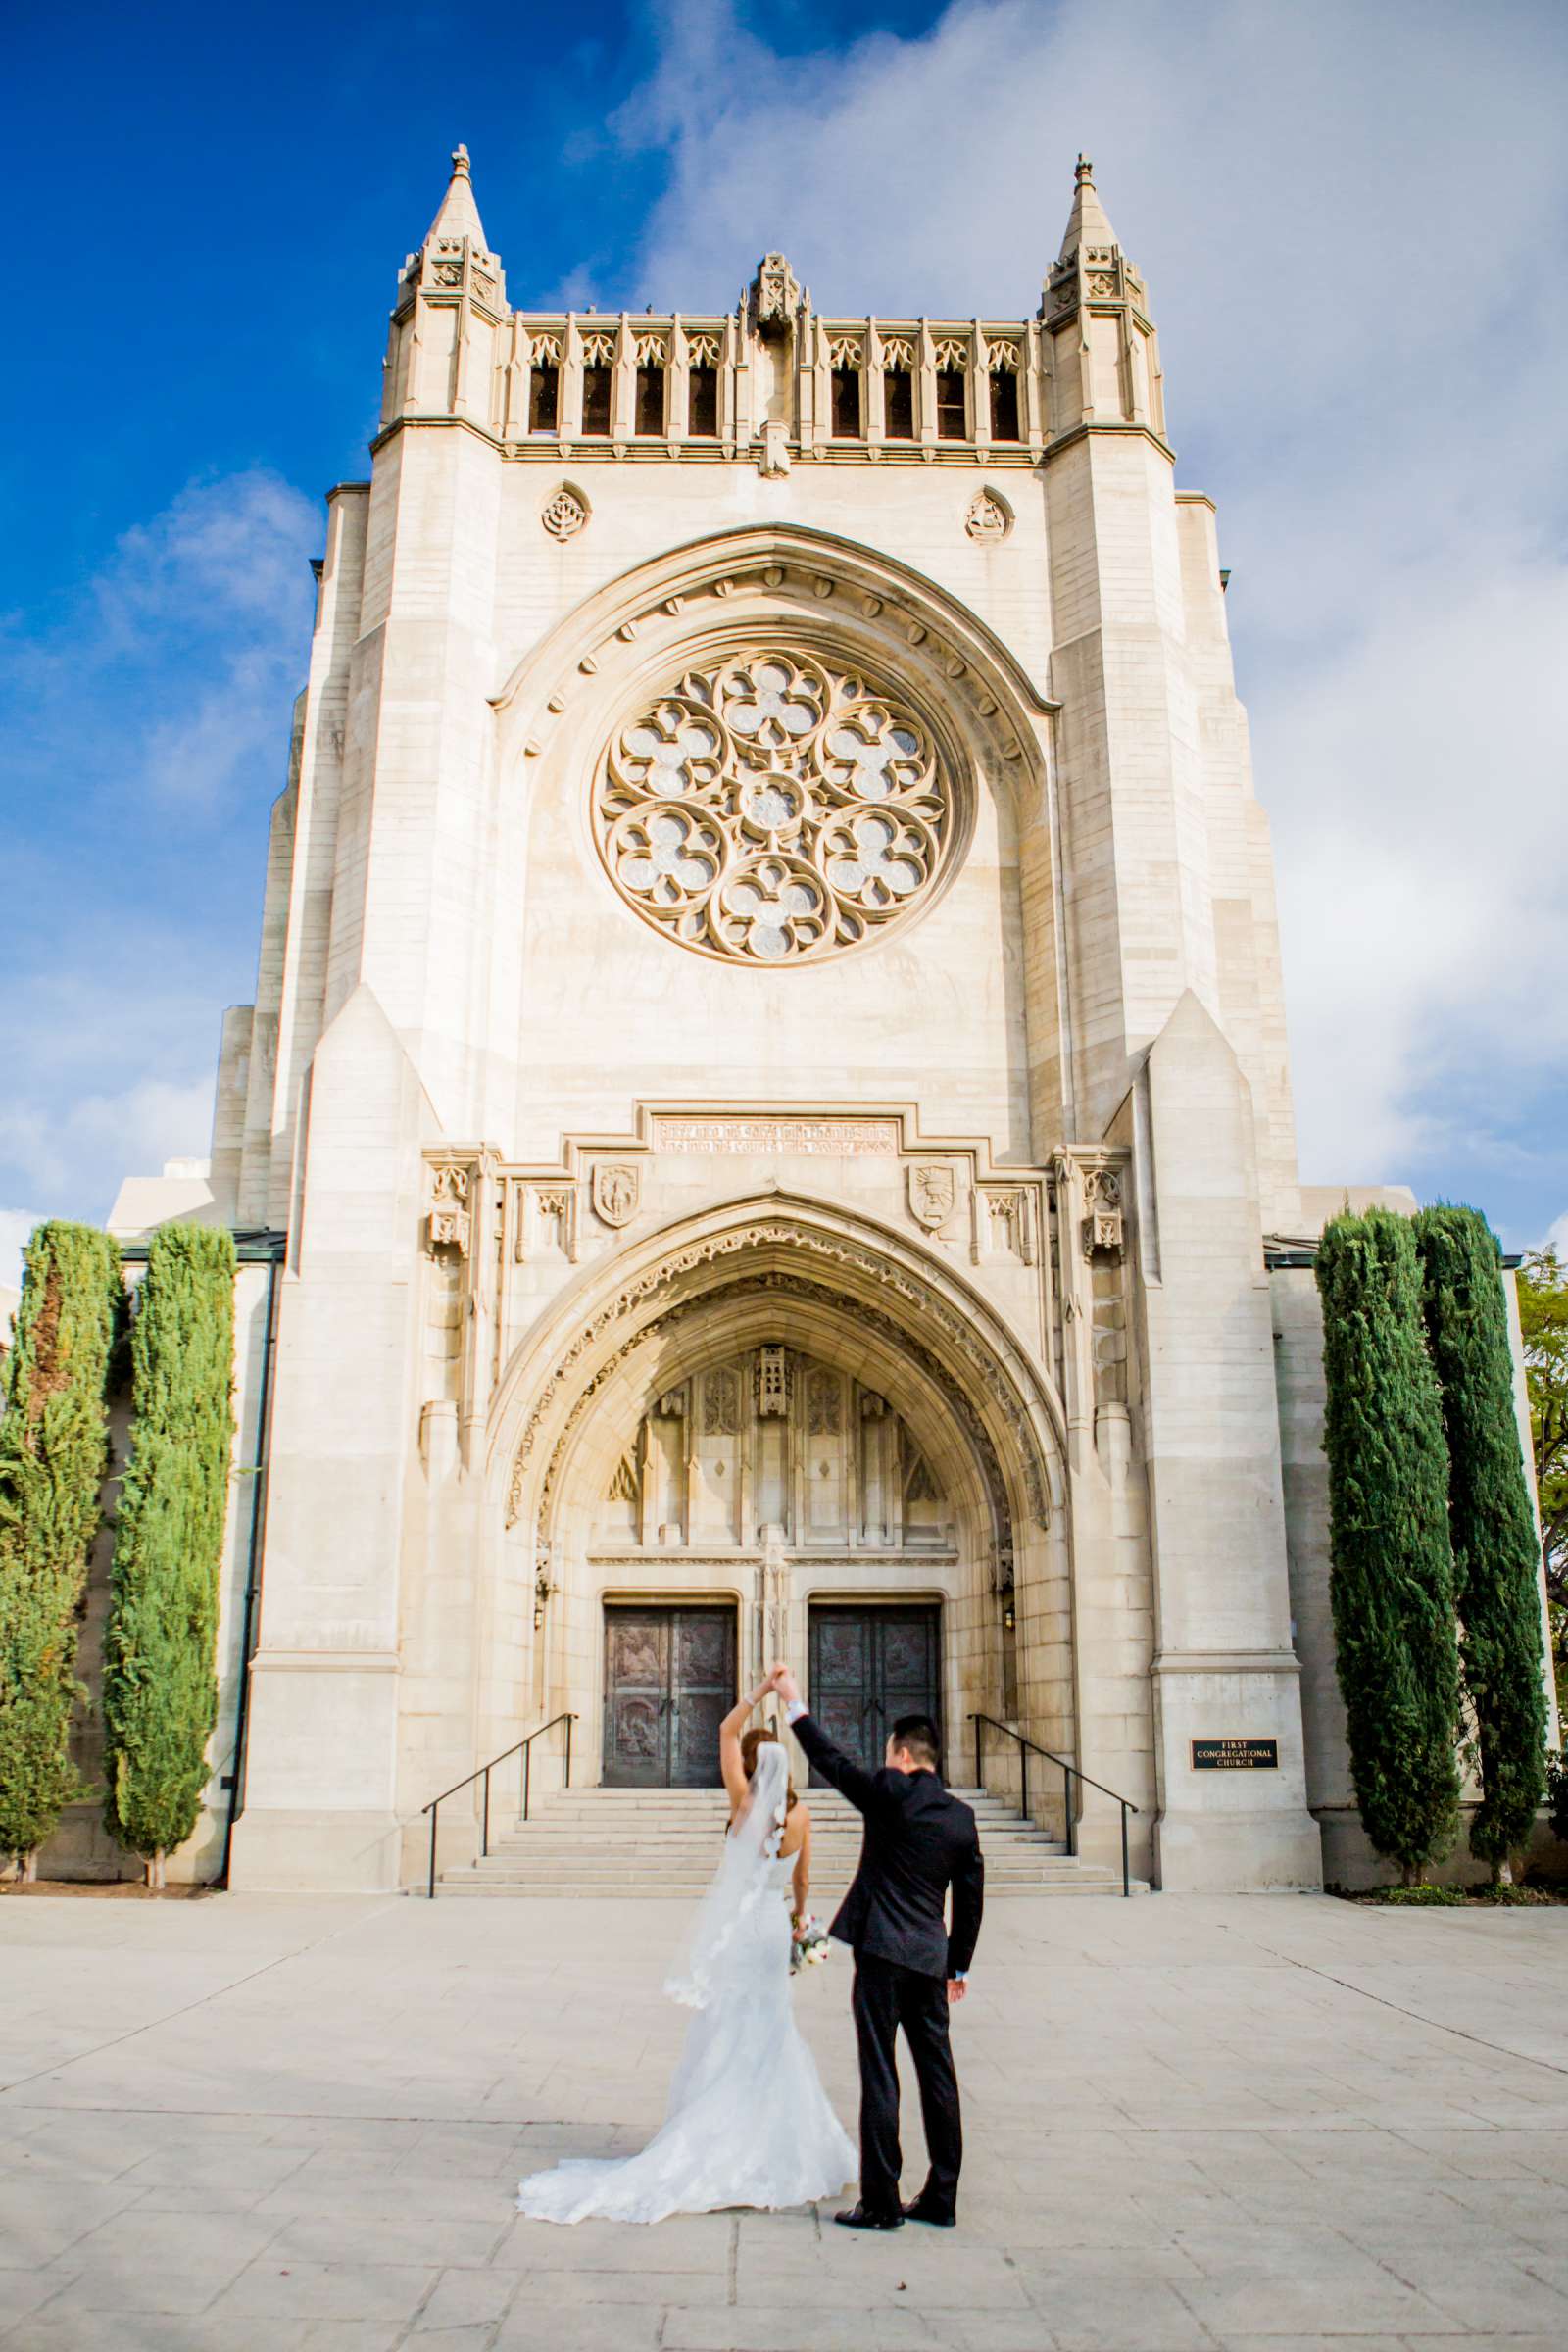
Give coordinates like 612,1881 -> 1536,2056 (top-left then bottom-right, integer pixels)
1081,1163 -> 1125,1260
750,253 -> 801,339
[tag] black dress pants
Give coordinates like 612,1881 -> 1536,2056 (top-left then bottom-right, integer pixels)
852,1953 -> 963,2220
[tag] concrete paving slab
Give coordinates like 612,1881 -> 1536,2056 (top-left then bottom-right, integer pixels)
0,1891 -> 1563,2348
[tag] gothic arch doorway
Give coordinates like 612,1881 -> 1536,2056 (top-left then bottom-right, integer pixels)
486,1198 -> 1071,1793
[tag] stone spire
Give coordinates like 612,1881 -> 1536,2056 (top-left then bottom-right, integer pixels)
383,146 -> 508,429
1040,154 -> 1164,440
1057,153 -> 1117,265
424,143 -> 489,252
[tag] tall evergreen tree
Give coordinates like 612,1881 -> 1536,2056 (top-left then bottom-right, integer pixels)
1316,1208 -> 1461,1881
0,1222 -> 122,1875
1415,1205 -> 1548,1881
103,1224 -> 236,1888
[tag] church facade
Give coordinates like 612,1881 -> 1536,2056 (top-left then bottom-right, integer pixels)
188,150 -> 1508,1896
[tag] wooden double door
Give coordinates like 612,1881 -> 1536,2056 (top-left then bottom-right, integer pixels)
807,1604 -> 943,1781
603,1606 -> 737,1788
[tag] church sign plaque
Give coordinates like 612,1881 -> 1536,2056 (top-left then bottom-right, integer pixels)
1191,1738 -> 1279,1771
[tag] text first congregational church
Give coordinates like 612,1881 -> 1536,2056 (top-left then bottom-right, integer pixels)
99,148 -> 1541,1897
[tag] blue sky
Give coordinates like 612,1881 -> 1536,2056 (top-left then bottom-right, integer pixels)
3,0 -> 1566,1284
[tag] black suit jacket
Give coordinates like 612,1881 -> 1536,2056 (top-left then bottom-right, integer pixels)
792,1712 -> 984,1981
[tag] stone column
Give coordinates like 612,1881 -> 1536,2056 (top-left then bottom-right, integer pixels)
1136,993 -> 1321,1890
228,984 -> 433,1891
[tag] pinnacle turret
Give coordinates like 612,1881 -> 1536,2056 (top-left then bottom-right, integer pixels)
1041,155 -> 1165,442
384,145 -> 507,430
1057,154 -> 1117,264
424,143 -> 489,252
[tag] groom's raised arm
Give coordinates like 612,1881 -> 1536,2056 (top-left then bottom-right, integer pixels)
788,1706 -> 881,1814
772,1665 -> 881,1813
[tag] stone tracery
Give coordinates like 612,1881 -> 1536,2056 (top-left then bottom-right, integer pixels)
594,649 -> 954,964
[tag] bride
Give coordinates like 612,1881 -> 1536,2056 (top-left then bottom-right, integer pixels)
516,1669 -> 855,2224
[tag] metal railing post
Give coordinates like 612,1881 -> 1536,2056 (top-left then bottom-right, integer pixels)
482,1766 -> 490,1859
1020,1744 -> 1028,1823
523,1741 -> 532,1823
1121,1802 -> 1130,1897
973,1715 -> 982,1792
1064,1760 -> 1075,1856
427,1802 -> 438,1900
565,1714 -> 573,1789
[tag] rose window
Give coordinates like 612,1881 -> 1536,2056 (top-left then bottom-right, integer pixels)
595,652 -> 953,963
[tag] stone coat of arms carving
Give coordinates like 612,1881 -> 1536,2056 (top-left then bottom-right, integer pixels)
906,1163 -> 956,1232
592,1162 -> 641,1228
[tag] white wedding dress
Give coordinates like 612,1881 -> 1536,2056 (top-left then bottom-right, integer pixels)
516,1746 -> 856,2224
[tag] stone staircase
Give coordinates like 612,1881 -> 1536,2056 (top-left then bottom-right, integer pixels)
431,1785 -> 1148,1897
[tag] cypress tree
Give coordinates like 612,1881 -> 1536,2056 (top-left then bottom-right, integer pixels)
1316,1208 -> 1461,1881
103,1224 -> 236,1888
1415,1205 -> 1548,1882
0,1222 -> 122,1875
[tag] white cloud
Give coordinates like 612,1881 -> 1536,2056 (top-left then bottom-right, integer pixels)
0,1211 -> 41,1303
608,0 -> 1568,1197
0,1076 -> 215,1223
0,468 -> 318,1226
4,467 -> 318,818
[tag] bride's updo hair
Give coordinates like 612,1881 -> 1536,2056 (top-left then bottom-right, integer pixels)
741,1725 -> 798,1816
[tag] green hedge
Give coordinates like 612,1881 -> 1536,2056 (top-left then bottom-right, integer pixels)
0,1223 -> 122,1871
102,1224 -> 236,1882
1316,1208 -> 1461,1879
1415,1205 -> 1548,1877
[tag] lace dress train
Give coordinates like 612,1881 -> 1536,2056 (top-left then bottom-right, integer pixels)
516,1759 -> 854,2225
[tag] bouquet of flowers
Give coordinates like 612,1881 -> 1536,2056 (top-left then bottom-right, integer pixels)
791,1913 -> 831,1975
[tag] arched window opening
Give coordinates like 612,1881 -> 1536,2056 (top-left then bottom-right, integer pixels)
529,360 -> 561,435
989,366 -> 1020,442
581,362 -> 612,437
883,365 -> 914,441
935,367 -> 967,441
831,365 -> 862,439
635,361 -> 666,435
688,367 -> 719,436
686,339 -> 720,437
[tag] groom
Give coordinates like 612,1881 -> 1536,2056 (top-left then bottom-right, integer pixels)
770,1663 -> 984,2231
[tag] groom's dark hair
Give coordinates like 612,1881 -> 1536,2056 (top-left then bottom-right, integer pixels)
890,1714 -> 940,1770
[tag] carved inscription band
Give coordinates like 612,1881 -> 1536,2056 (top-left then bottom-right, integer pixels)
651,1116 -> 900,1155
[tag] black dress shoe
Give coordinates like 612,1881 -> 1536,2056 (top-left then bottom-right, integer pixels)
902,2196 -> 956,2228
834,2203 -> 905,2230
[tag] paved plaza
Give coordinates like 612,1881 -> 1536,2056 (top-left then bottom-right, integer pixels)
1,1891 -> 1566,2351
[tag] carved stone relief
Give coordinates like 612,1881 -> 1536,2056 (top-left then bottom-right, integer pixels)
703,1369 -> 741,1435
592,1161 -> 641,1228
427,1160 -> 472,1255
807,1368 -> 841,1434
906,1163 -> 956,1232
964,488 -> 1012,545
541,484 -> 589,541
1081,1163 -> 1125,1260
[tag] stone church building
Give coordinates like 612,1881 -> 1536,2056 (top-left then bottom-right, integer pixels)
104,149 -> 1544,1896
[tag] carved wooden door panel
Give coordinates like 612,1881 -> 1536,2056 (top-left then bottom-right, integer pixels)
603,1607 -> 736,1788
807,1605 -> 942,1781
603,1610 -> 670,1788
669,1609 -> 736,1788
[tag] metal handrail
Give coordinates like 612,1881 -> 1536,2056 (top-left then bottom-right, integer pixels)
970,1712 -> 1141,1897
421,1712 -> 577,1899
